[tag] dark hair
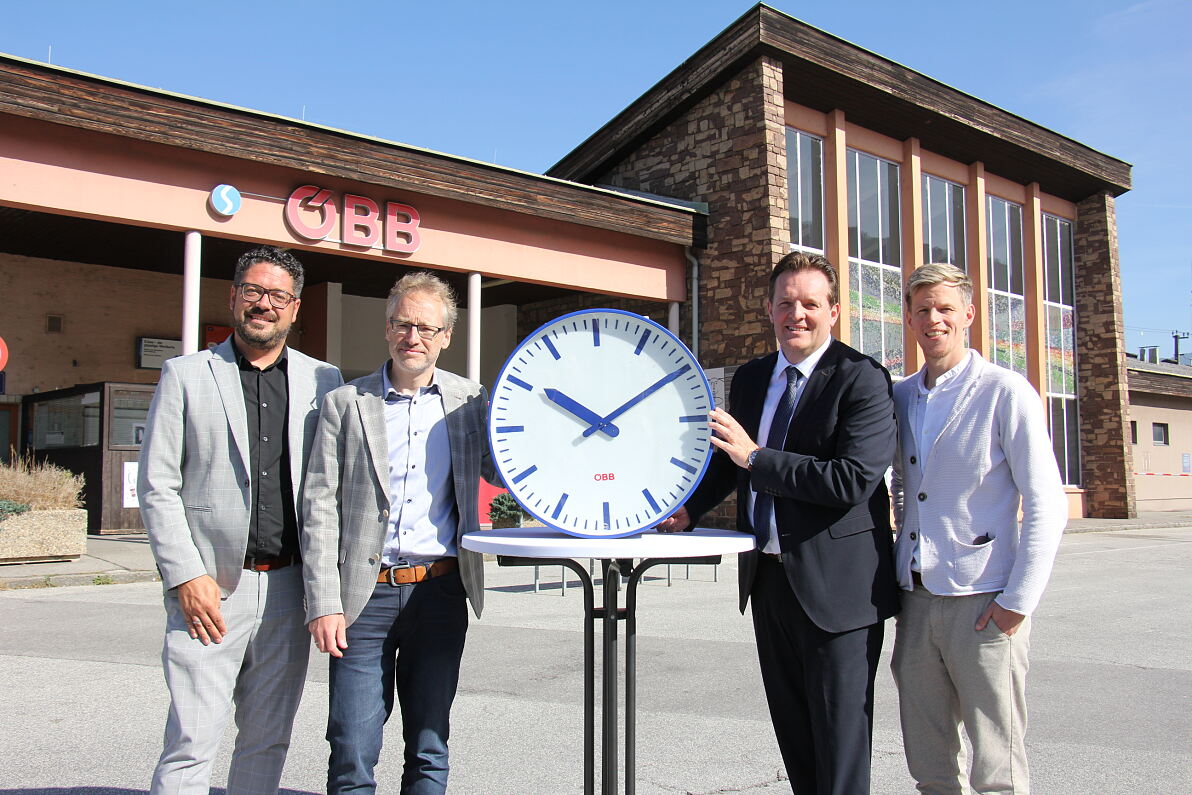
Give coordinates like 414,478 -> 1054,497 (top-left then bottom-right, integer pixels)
769,251 -> 839,306
233,246 -> 305,296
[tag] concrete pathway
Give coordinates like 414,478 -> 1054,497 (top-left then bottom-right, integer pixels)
0,525 -> 1189,793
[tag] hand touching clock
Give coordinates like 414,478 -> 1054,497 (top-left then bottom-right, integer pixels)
581,363 -> 692,438
543,388 -> 620,437
707,407 -> 760,469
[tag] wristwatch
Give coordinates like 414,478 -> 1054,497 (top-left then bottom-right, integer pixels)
747,448 -> 760,470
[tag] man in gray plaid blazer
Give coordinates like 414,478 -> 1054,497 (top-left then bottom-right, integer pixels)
302,271 -> 497,794
139,246 -> 342,794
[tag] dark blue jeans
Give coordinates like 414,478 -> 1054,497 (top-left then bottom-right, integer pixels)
326,570 -> 469,794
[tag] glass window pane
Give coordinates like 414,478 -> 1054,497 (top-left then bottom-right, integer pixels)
1050,397 -> 1067,479
1044,217 -> 1061,303
109,389 -> 153,446
951,182 -> 967,269
859,157 -> 880,263
1065,398 -> 1081,485
928,177 -> 948,263
1009,203 -> 1024,295
786,128 -> 803,247
803,135 -> 824,250
921,175 -> 932,264
861,264 -> 884,360
1047,305 -> 1063,395
883,266 -> 904,376
849,259 -> 861,346
884,160 -> 901,268
1059,218 -> 1075,305
847,153 -> 859,259
989,198 -> 1008,292
1010,296 -> 1028,375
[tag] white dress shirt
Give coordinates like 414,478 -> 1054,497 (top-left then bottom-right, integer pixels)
751,336 -> 833,554
909,350 -> 976,570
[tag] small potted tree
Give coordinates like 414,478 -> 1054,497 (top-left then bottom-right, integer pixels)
0,456 -> 87,564
488,492 -> 525,529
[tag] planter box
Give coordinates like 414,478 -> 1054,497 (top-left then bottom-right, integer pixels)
0,508 -> 88,564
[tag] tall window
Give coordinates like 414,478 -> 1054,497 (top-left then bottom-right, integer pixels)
847,149 -> 903,377
922,174 -> 966,268
1043,213 -> 1080,485
986,196 -> 1027,375
786,128 -> 824,253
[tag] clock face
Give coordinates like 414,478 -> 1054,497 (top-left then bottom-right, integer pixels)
489,309 -> 713,538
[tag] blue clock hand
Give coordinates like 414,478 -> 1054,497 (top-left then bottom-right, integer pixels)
543,388 -> 620,438
582,363 -> 692,438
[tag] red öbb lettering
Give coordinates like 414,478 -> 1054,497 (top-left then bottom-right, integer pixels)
593,473 -> 616,481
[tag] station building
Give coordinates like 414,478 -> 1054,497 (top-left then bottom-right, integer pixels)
1126,356 -> 1192,511
0,4 -> 1136,529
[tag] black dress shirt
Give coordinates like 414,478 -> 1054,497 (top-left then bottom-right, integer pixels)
234,343 -> 298,560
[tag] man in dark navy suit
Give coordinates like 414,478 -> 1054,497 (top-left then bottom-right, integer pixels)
659,252 -> 899,794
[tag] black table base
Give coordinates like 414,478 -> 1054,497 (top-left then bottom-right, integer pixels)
496,554 -> 723,795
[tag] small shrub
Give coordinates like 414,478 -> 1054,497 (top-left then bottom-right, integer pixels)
488,493 -> 525,523
0,499 -> 30,523
0,455 -> 84,510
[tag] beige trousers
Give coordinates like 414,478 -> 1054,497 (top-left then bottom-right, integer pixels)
891,587 -> 1032,795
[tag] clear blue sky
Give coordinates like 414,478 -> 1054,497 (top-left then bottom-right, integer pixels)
3,0 -> 1188,358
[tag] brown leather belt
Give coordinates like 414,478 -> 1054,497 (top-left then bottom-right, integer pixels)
244,554 -> 300,572
377,558 -> 457,586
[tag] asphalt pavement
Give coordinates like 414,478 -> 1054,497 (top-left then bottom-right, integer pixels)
1,523 -> 1190,793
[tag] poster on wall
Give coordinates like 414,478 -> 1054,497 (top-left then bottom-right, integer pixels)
204,325 -> 233,348
137,338 -> 182,369
123,461 -> 139,508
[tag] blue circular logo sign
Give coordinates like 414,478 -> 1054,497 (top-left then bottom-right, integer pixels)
209,184 -> 242,217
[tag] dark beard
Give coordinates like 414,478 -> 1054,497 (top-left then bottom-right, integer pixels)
234,310 -> 290,350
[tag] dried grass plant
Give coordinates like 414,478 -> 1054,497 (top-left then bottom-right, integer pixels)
0,455 -> 85,510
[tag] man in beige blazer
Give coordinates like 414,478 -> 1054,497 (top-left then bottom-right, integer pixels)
301,271 -> 497,794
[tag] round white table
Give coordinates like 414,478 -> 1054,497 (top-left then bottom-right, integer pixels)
462,526 -> 754,795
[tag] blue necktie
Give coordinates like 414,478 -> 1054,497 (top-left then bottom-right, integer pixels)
752,366 -> 802,544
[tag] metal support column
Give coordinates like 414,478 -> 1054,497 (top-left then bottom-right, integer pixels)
467,271 -> 481,382
182,231 -> 202,354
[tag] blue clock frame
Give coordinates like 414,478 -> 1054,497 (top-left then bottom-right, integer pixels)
488,308 -> 715,538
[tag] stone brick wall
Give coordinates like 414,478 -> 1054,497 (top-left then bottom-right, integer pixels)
518,55 -> 790,528
1074,192 -> 1136,518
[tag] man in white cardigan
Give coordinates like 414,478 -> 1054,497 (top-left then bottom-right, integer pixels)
891,263 -> 1068,794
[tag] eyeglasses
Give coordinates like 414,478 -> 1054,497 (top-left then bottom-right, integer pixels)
236,282 -> 297,309
388,320 -> 446,340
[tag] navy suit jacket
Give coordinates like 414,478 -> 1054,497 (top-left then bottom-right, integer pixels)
685,339 -> 900,633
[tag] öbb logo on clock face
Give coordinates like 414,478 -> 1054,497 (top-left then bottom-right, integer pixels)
489,309 -> 714,539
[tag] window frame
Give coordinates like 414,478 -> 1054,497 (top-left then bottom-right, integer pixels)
1153,423 -> 1170,446
785,127 -> 826,255
921,173 -> 967,269
846,148 -> 904,377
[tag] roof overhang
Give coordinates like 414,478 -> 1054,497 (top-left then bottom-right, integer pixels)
0,53 -> 703,248
549,4 -> 1131,202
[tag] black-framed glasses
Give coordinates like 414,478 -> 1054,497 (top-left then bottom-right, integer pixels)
236,282 -> 297,309
388,320 -> 445,340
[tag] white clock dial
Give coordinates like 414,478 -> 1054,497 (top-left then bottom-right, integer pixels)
489,309 -> 713,538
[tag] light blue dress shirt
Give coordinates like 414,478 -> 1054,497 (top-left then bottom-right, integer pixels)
381,366 -> 458,565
